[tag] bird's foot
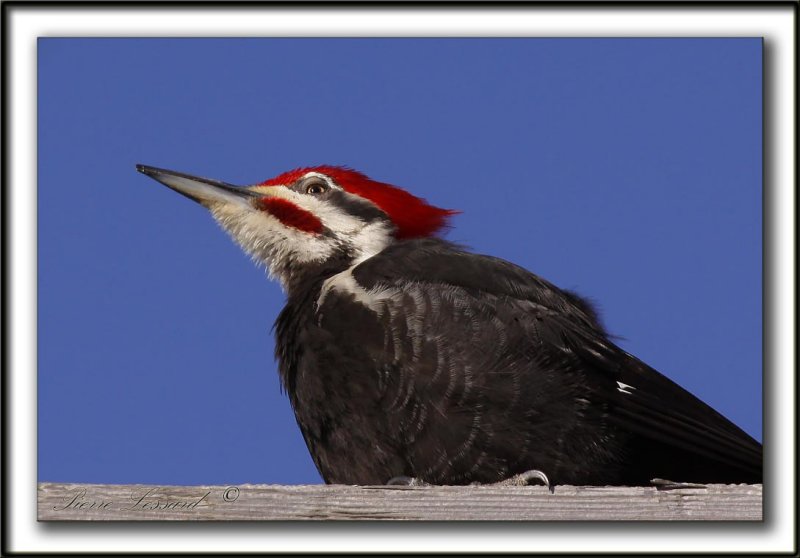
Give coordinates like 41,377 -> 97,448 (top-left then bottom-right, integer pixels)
479,469 -> 555,493
386,475 -> 430,487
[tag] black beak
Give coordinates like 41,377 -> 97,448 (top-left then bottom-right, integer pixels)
137,164 -> 259,206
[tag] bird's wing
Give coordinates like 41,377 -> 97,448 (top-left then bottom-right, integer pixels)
342,239 -> 761,484
546,312 -> 762,482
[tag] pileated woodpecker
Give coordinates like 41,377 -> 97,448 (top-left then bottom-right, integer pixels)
137,164 -> 762,487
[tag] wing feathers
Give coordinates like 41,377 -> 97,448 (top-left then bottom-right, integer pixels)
306,238 -> 762,484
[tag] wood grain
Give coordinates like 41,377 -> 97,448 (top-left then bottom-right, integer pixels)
38,482 -> 762,521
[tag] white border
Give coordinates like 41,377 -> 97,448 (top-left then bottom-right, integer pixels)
8,5 -> 796,554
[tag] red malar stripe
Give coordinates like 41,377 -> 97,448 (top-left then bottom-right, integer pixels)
258,198 -> 323,234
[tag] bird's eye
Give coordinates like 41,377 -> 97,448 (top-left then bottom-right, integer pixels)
306,182 -> 327,195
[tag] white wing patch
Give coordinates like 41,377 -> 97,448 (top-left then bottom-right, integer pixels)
616,381 -> 636,395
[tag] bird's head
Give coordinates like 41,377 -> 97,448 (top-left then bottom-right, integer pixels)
137,164 -> 456,290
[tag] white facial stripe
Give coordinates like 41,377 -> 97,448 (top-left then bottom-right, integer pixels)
251,183 -> 393,258
350,221 -> 392,264
208,176 -> 394,292
250,185 -> 365,235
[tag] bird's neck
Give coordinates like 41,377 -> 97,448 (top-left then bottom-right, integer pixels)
280,252 -> 360,299
280,229 -> 395,297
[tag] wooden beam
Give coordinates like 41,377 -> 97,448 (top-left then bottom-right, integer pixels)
38,482 -> 762,521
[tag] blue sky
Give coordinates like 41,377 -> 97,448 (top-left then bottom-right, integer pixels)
38,38 -> 762,485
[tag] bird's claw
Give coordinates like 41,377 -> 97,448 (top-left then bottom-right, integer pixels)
490,469 -> 554,493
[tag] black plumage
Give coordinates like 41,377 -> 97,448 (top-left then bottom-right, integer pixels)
137,163 -> 761,488
276,238 -> 762,486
